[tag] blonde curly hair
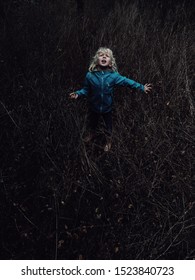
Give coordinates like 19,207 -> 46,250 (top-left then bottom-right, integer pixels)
89,47 -> 118,72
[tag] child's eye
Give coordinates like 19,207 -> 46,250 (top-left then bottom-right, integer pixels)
99,53 -> 110,57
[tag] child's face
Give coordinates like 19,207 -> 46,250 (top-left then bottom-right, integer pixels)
97,51 -> 112,69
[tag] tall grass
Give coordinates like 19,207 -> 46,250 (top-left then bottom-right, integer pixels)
0,0 -> 194,259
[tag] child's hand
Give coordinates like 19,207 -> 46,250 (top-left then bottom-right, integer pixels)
69,92 -> 78,99
144,84 -> 152,94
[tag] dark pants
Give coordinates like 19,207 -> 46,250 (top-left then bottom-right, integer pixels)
88,110 -> 112,136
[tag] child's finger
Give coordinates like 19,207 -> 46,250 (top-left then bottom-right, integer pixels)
69,93 -> 78,99
69,93 -> 75,99
144,85 -> 152,94
147,88 -> 152,93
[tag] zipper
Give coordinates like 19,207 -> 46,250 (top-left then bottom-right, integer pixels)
100,72 -> 104,113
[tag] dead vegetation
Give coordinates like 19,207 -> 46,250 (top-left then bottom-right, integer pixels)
0,0 -> 194,259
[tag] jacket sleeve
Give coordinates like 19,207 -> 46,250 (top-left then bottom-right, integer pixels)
114,73 -> 144,91
75,73 -> 90,96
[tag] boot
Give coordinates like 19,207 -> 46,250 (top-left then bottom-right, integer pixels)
104,137 -> 112,152
83,132 -> 96,143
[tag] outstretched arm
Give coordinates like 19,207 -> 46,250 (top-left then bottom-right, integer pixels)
114,73 -> 152,93
114,73 -> 144,91
73,73 -> 90,98
69,73 -> 90,99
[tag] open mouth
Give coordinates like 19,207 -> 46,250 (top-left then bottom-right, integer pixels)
101,60 -> 107,64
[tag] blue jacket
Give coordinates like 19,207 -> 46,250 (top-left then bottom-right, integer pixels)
76,70 -> 144,113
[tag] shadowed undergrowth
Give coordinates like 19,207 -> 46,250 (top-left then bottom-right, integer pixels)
0,0 -> 194,259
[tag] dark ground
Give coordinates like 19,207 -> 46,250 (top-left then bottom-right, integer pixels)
0,0 -> 194,259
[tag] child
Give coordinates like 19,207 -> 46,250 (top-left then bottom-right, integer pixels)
69,47 -> 152,152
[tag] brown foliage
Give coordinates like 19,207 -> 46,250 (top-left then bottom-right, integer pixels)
0,0 -> 194,259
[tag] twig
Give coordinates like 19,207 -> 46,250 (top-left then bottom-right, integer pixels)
0,101 -> 20,129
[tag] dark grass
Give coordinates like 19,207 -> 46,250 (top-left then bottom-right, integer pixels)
0,0 -> 194,259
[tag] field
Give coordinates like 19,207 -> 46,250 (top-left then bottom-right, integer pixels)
0,0 -> 194,259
